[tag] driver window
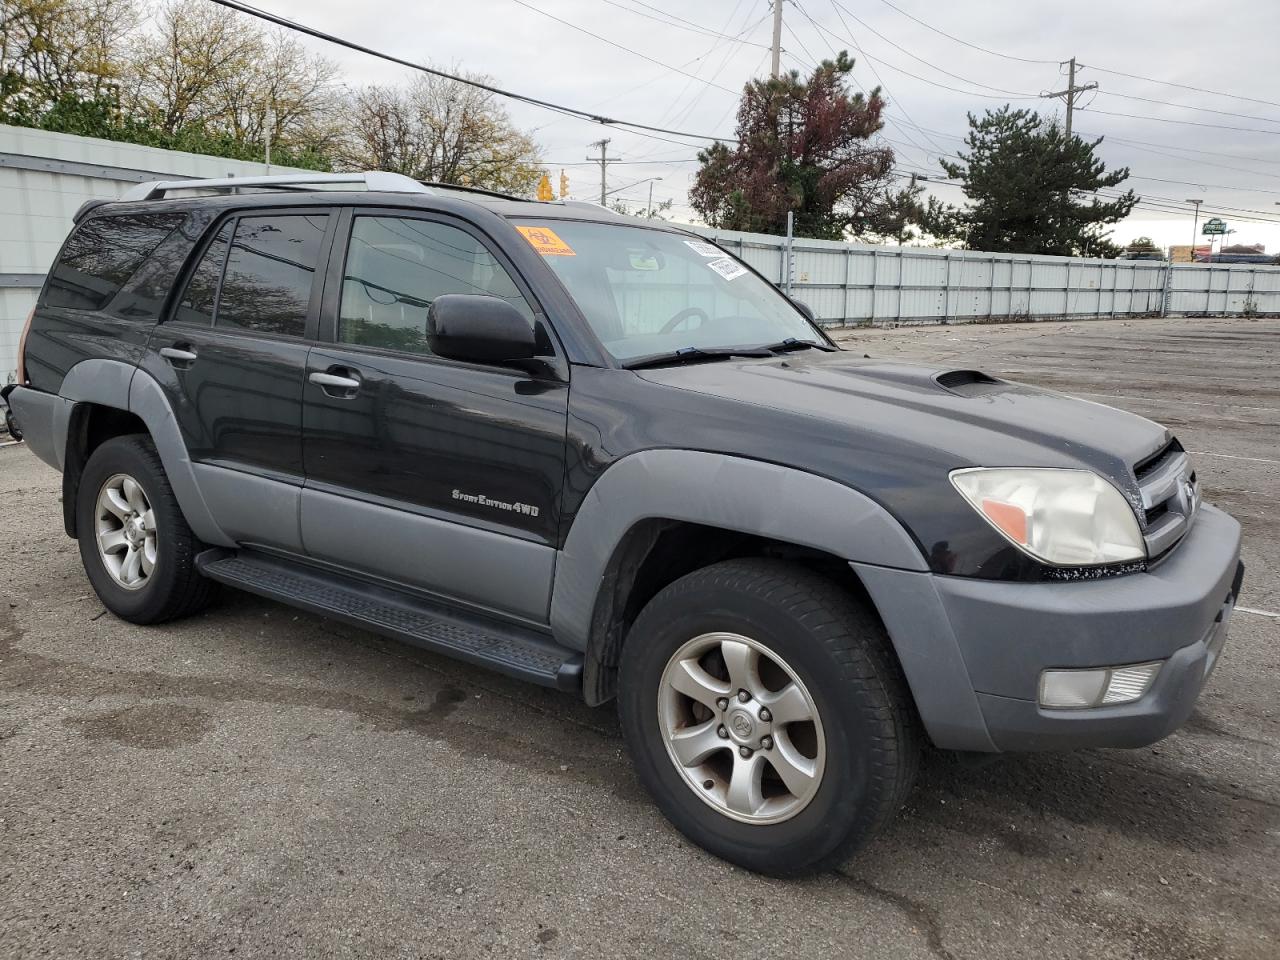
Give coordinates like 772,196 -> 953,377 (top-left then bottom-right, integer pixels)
339,216 -> 535,356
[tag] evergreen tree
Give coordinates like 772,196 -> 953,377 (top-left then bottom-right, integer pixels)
921,106 -> 1136,257
690,53 -> 896,240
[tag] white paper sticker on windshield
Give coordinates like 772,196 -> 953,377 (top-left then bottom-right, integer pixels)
706,257 -> 747,281
684,240 -> 723,258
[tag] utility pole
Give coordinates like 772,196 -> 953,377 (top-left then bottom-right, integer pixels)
770,0 -> 783,78
586,138 -> 621,206
264,105 -> 274,173
1041,57 -> 1097,139
1186,198 -> 1203,260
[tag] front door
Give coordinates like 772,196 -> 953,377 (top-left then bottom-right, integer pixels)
301,211 -> 569,622
143,209 -> 334,551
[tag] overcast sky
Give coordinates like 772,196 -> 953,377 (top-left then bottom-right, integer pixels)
266,0 -> 1280,250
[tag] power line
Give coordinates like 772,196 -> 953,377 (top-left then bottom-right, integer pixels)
1077,63 -> 1280,113
820,0 -> 954,157
596,0 -> 770,48
507,0 -> 737,95
1079,107 -> 1280,137
204,0 -> 740,145
869,0 -> 1056,65
806,2 -> 1040,102
1093,90 -> 1280,127
1081,132 -> 1280,168
829,0 -> 1040,97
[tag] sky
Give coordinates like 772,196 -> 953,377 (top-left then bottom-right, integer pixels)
256,0 -> 1280,251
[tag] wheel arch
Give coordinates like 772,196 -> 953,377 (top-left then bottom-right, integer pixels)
56,359 -> 231,547
548,450 -> 928,705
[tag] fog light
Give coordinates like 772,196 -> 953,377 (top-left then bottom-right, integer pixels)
1039,662 -> 1161,709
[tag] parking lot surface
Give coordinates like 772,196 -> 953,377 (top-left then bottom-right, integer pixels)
1,315 -> 1277,959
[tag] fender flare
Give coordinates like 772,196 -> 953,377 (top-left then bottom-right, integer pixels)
57,359 -> 233,547
549,449 -> 927,652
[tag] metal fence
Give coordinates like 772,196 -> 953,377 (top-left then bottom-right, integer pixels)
689,225 -> 1280,327
3,123 -> 1280,382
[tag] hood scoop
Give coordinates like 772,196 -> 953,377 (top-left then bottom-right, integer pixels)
933,369 -> 1005,396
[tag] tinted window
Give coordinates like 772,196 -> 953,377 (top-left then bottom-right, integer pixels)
216,215 -> 328,337
339,216 -> 533,355
44,213 -> 186,312
173,221 -> 232,327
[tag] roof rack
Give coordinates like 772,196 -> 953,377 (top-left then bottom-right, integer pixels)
120,171 -> 433,202
418,181 -> 530,202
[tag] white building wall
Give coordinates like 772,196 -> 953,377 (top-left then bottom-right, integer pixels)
0,124 -> 311,382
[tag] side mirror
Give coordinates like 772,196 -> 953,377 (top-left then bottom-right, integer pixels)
427,294 -> 538,366
789,297 -> 816,323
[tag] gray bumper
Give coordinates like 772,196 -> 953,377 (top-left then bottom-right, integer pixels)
4,385 -> 70,470
854,503 -> 1243,752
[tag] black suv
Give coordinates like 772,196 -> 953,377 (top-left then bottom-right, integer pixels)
4,172 -> 1243,875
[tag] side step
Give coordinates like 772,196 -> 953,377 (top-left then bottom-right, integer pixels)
196,550 -> 583,693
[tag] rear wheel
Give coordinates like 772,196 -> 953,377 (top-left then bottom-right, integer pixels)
618,558 -> 919,875
76,435 -> 216,624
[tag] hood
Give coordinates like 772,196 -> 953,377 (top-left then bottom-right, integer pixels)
637,352 -> 1171,505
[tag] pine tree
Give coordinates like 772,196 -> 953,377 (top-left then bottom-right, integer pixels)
690,53 -> 896,240
921,106 -> 1136,257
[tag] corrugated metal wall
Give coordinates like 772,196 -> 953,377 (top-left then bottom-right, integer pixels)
3,123 -> 1279,383
0,124 -> 312,382
690,225 -> 1280,327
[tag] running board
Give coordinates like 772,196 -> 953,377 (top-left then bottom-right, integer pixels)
196,550 -> 583,692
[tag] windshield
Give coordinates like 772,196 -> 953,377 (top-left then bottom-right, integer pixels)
512,219 -> 822,361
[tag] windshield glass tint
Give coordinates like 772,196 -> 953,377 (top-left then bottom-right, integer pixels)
513,220 -> 819,361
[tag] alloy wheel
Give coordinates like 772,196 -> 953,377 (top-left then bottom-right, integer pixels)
657,632 -> 826,824
95,473 -> 157,590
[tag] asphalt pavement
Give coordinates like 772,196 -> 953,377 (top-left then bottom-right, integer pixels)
1,315 -> 1277,959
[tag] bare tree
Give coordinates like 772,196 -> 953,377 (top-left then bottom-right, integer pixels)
1,0 -> 139,109
337,70 -> 543,195
213,28 -> 340,153
122,0 -> 337,155
123,0 -> 257,132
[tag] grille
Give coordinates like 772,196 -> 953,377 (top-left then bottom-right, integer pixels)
1134,438 -> 1199,558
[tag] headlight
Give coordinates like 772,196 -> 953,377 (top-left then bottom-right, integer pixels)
950,467 -> 1145,566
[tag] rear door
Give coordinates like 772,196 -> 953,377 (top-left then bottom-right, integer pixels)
301,209 -> 569,622
140,209 -> 336,552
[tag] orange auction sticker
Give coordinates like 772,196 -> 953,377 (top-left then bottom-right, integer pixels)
516,225 -> 576,256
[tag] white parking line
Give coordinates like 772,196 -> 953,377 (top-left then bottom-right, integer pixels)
1238,606 -> 1280,620
1187,451 -> 1280,465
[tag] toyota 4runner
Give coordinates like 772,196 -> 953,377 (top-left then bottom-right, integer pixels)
4,171 -> 1244,875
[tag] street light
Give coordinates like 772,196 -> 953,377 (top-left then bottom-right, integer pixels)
646,177 -> 664,218
1186,198 -> 1203,261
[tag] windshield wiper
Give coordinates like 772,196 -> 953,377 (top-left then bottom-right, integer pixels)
754,338 -> 837,354
622,346 -> 774,370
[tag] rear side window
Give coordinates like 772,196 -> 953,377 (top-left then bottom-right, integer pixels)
172,214 -> 328,338
44,213 -> 186,312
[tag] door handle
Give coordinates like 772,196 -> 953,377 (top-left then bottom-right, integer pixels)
309,370 -> 361,397
159,346 -> 197,366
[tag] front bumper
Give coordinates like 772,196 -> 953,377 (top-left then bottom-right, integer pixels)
854,503 -> 1243,752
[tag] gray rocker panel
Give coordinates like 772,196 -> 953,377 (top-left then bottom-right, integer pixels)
299,487 -> 556,623
550,449 -> 929,651
191,463 -> 304,554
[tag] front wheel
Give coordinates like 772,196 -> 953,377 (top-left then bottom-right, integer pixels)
618,559 -> 919,875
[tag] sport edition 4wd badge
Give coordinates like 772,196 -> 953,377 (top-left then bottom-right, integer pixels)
452,489 -> 541,518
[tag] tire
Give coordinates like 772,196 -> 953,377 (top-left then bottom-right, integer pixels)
618,558 -> 920,875
4,406 -> 21,442
76,434 -> 216,625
